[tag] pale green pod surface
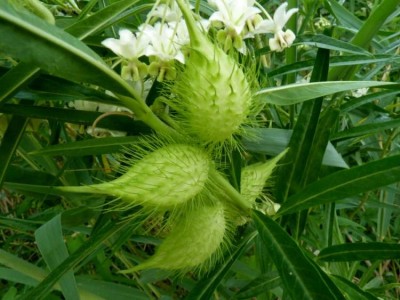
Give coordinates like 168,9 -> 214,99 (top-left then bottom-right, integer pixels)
11,0 -> 55,24
173,0 -> 253,144
241,150 -> 288,204
126,202 -> 227,273
174,49 -> 252,144
62,144 -> 210,210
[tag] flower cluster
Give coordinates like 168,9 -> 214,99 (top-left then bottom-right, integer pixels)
102,0 -> 298,82
102,1 -> 208,82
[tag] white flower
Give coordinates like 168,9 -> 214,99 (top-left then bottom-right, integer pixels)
208,0 -> 260,36
101,29 -> 150,60
148,1 -> 193,22
352,88 -> 369,98
140,22 -> 185,64
251,2 -> 298,52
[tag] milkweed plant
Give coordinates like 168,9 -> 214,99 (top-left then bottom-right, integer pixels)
1,0 -> 400,299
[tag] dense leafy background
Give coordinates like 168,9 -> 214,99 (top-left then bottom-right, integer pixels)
0,0 -> 399,299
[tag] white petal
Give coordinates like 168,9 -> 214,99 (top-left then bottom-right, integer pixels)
283,29 -> 296,46
273,2 -> 289,28
284,8 -> 299,24
102,38 -> 123,56
253,19 -> 276,34
269,36 -> 283,52
174,51 -> 185,64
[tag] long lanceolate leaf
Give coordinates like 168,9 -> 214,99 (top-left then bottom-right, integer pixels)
0,2 -> 138,99
252,211 -> 346,300
318,243 -> 400,262
19,219 -> 133,300
255,81 -> 396,106
0,114 -> 29,189
35,215 -> 79,300
0,63 -> 40,104
278,154 -> 400,216
275,46 -> 330,203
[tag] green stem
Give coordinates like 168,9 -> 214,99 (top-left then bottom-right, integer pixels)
116,93 -> 178,137
209,169 -> 251,212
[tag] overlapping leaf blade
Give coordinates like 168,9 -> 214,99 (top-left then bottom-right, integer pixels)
253,211 -> 345,300
278,155 -> 400,216
0,1 -> 136,98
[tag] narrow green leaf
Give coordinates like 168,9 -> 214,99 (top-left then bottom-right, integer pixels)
29,136 -> 142,157
0,251 -> 104,299
0,103 -> 150,134
331,275 -> 379,300
0,114 -> 29,189
252,211 -> 345,300
268,55 -> 400,78
295,34 -> 370,54
65,0 -> 140,39
341,90 -> 399,112
331,119 -> 400,141
0,1 -> 137,98
278,155 -> 400,216
276,46 -> 330,203
235,273 -> 281,299
0,63 -> 40,104
76,276 -> 148,300
328,0 -> 399,81
35,214 -> 79,300
0,249 -> 49,283
19,219 -> 133,300
0,268 -> 39,287
318,243 -> 400,262
326,0 -> 363,31
256,81 -> 396,105
15,74 -> 119,103
301,109 -> 341,186
185,232 -> 257,300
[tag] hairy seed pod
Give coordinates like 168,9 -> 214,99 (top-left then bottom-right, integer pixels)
60,144 -> 210,210
124,202 -> 227,273
172,0 -> 253,145
11,0 -> 55,24
241,150 -> 287,205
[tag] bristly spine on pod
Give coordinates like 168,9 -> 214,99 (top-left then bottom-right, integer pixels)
168,0 -> 257,152
56,136 -> 212,215
121,200 -> 234,275
240,149 -> 288,216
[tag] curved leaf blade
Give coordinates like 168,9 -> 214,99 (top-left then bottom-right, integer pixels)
35,215 -> 79,300
65,0 -> 140,39
331,276 -> 379,300
0,2 -> 135,97
295,34 -> 370,55
318,243 -> 400,262
253,211 -> 345,300
278,155 -> 400,216
185,232 -> 257,300
256,81 -> 396,105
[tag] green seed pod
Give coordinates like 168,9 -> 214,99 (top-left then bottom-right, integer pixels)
124,202 -> 228,273
171,0 -> 253,145
11,0 -> 55,24
240,150 -> 287,212
60,143 -> 210,211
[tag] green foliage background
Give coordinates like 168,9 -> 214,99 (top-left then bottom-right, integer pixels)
0,0 -> 399,299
